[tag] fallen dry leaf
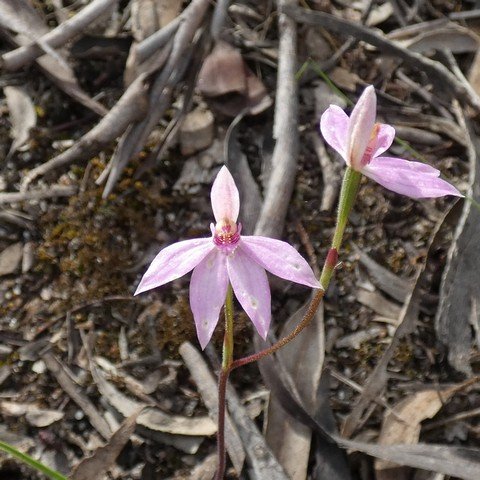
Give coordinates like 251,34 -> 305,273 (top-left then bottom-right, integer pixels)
92,361 -> 216,436
0,401 -> 64,427
435,111 -> 478,375
394,24 -> 479,54
265,301 -> 325,480
375,388 -> 456,478
4,85 -> 36,158
42,352 -> 112,440
70,410 -> 141,480
198,40 -> 271,116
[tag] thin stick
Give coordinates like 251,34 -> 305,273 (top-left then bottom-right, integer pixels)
0,185 -> 76,204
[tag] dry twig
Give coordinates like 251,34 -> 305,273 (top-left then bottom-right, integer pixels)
20,74 -> 148,191
0,0 -> 117,71
0,185 -> 76,205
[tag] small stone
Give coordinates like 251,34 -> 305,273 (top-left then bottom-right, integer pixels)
32,360 -> 46,374
74,410 -> 85,421
0,243 -> 23,276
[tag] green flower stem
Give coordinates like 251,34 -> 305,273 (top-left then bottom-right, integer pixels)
331,167 -> 361,250
222,285 -> 234,370
215,285 -> 234,480
0,440 -> 67,480
230,166 -> 362,370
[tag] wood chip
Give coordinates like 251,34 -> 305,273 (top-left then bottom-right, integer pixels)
180,107 -> 215,155
0,243 -> 23,276
375,388 -> 455,478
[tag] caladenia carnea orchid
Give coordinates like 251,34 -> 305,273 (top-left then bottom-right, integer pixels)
135,166 -> 321,348
319,85 -> 463,256
320,85 -> 462,200
135,166 -> 324,478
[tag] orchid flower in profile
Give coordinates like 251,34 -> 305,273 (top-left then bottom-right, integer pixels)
320,85 -> 462,199
135,166 -> 321,349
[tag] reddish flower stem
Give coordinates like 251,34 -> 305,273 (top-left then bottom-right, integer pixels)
231,288 -> 325,370
215,368 -> 229,480
231,247 -> 337,370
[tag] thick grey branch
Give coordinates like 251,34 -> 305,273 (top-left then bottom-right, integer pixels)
254,0 -> 299,238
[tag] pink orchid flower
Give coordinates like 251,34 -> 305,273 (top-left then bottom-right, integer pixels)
135,166 -> 321,349
320,85 -> 462,198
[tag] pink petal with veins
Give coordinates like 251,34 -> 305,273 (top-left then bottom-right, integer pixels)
362,156 -> 463,198
190,249 -> 229,349
227,249 -> 271,340
319,105 -> 349,161
134,238 -> 213,295
240,236 -> 321,288
348,85 -> 376,169
210,166 -> 240,223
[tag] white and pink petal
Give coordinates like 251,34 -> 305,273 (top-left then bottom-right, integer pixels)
319,105 -> 350,161
227,249 -> 271,340
210,166 -> 240,223
240,236 -> 321,289
190,250 -> 229,349
362,156 -> 463,199
134,238 -> 214,295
